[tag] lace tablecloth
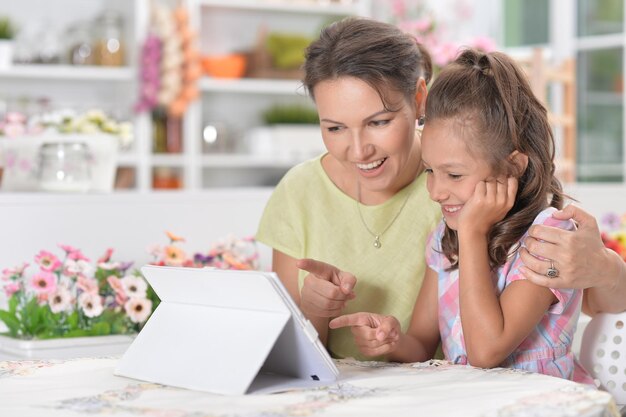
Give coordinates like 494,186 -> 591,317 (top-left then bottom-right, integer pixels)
0,358 -> 619,417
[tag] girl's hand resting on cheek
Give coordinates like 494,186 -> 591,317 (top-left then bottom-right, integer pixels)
458,176 -> 518,236
329,312 -> 401,357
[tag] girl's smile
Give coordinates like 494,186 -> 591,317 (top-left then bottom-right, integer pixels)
420,118 -> 494,230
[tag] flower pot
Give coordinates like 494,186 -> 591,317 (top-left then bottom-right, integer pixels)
0,39 -> 13,69
0,334 -> 134,360
245,124 -> 324,160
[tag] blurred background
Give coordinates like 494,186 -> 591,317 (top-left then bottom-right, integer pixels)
0,0 -> 623,193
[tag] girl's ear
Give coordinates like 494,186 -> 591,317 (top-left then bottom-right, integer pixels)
509,151 -> 529,176
414,77 -> 427,119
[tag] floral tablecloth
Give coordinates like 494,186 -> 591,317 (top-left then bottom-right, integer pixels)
0,357 -> 619,417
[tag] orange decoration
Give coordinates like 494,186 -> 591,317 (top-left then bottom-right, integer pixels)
201,54 -> 247,79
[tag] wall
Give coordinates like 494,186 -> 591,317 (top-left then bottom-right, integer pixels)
1,189 -> 274,272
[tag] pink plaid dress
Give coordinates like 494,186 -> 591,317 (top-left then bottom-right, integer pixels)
426,207 -> 593,384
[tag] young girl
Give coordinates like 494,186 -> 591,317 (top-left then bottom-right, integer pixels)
330,48 -> 592,383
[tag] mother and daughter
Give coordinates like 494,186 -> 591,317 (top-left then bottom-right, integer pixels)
256,17 -> 626,382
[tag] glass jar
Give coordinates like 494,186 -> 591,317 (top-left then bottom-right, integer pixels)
93,10 -> 125,66
66,21 -> 94,66
38,143 -> 91,192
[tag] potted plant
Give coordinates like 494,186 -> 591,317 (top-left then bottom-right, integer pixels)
0,245 -> 159,359
0,16 -> 15,69
245,104 -> 323,160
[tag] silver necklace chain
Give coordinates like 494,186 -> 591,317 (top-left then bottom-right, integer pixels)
356,183 -> 413,249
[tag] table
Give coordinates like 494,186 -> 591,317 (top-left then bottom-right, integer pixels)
0,358 -> 619,417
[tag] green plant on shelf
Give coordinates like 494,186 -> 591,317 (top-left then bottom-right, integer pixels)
262,105 -> 319,125
0,16 -> 15,40
266,32 -> 313,70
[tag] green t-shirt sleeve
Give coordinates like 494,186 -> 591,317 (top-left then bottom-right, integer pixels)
256,172 -> 302,260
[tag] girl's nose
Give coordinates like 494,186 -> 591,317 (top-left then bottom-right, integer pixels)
427,177 -> 448,202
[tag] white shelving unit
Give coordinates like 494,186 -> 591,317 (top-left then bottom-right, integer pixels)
0,0 -> 155,192
183,0 -> 371,189
0,65 -> 135,81
0,0 -> 370,192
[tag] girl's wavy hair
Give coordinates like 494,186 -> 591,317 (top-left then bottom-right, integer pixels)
425,48 -> 565,270
303,17 -> 432,111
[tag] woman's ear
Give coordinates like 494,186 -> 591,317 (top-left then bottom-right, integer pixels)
414,77 -> 427,119
509,151 -> 529,176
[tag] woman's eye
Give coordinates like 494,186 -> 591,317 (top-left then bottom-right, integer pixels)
370,119 -> 390,127
326,126 -> 342,133
424,168 -> 433,174
448,174 -> 462,180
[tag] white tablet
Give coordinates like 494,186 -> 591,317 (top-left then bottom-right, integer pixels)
114,265 -> 339,395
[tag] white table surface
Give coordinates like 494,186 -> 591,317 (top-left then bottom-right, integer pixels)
0,357 -> 619,417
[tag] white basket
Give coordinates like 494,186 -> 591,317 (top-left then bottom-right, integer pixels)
0,132 -> 119,192
580,312 -> 626,406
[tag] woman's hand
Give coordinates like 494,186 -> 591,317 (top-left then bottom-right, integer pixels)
329,312 -> 401,357
519,204 -> 614,289
458,176 -> 518,236
296,258 -> 356,318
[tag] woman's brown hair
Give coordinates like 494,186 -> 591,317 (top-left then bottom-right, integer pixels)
303,17 -> 432,110
425,48 -> 565,269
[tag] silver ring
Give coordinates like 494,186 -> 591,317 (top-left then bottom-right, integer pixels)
546,260 -> 559,278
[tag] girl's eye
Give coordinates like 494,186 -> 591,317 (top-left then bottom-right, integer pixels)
370,119 -> 390,127
424,168 -> 433,174
448,174 -> 462,180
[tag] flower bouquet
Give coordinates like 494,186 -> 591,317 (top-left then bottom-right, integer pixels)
149,231 -> 260,270
0,109 -> 133,149
0,245 -> 158,340
601,212 -> 626,261
385,0 -> 496,74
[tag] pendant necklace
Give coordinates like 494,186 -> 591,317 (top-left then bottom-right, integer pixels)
355,182 -> 413,249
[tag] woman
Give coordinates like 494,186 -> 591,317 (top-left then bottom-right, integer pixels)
256,17 -> 626,360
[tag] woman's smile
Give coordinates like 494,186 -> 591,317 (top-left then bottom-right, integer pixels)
356,157 -> 388,176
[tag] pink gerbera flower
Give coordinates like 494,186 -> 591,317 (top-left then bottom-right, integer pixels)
2,262 -> 29,280
34,250 -> 62,272
49,288 -> 73,313
107,275 -> 128,305
125,298 -> 153,323
29,271 -> 57,294
97,248 -> 114,264
121,275 -> 147,298
78,292 -> 104,318
77,275 -> 99,295
164,246 -> 186,266
3,281 -> 21,297
58,244 -> 90,262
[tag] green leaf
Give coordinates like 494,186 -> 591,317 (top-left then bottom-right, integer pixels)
89,321 -> 111,336
0,310 -> 21,337
67,311 -> 79,330
8,296 -> 18,314
64,329 -> 89,338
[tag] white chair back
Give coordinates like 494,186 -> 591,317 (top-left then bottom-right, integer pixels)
580,312 -> 626,405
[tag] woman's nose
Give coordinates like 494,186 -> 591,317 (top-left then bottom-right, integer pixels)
350,133 -> 373,161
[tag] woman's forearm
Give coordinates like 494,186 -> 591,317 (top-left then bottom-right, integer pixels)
583,249 -> 626,315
